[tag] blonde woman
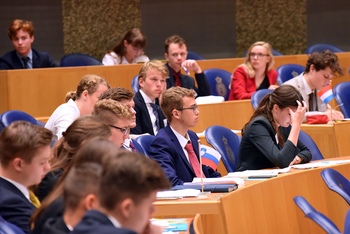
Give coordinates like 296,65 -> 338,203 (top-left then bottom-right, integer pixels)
228,41 -> 278,100
45,74 -> 110,141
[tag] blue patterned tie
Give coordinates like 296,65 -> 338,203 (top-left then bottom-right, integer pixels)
150,103 -> 160,131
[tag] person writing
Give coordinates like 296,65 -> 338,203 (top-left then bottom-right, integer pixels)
236,85 -> 312,171
228,41 -> 278,100
102,28 -> 149,65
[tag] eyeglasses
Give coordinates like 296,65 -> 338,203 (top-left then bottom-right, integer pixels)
250,53 -> 269,59
176,105 -> 198,114
109,125 -> 130,136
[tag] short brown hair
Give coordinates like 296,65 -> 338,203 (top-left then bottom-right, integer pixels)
8,19 -> 34,39
165,35 -> 186,54
65,74 -> 110,102
0,121 -> 52,167
99,87 -> 134,102
92,99 -> 133,125
305,50 -> 344,77
138,60 -> 169,86
160,87 -> 196,123
99,150 -> 170,210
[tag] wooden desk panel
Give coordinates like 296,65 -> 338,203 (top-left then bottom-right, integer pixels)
154,160 -> 350,234
333,121 -> 350,157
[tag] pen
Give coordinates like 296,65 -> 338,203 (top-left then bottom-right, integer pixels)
182,66 -> 190,75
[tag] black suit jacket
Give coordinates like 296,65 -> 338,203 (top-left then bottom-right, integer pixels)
149,125 -> 221,186
130,91 -> 166,135
42,215 -> 70,234
0,177 -> 36,234
166,63 -> 211,97
72,210 -> 137,234
236,116 -> 312,171
0,49 -> 57,70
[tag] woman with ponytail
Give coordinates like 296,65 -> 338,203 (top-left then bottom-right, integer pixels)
45,74 -> 110,142
236,85 -> 311,171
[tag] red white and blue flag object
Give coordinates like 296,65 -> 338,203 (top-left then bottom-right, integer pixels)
317,85 -> 333,104
200,145 -> 221,170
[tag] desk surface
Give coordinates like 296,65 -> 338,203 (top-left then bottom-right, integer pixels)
153,157 -> 350,234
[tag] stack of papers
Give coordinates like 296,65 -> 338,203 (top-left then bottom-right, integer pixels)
186,177 -> 244,185
157,189 -> 201,199
151,218 -> 188,233
225,167 -> 291,178
291,160 -> 350,169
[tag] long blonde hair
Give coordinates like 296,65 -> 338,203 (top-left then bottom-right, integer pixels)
240,41 -> 275,78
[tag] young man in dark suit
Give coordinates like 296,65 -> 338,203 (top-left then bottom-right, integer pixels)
72,150 -> 170,234
0,19 -> 57,70
131,60 -> 168,135
164,35 -> 211,97
0,121 -> 52,234
149,87 -> 221,186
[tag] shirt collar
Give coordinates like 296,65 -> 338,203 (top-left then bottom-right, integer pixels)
302,73 -> 313,95
0,176 -> 30,201
16,49 -> 33,61
108,215 -> 122,228
139,89 -> 154,104
170,126 -> 190,149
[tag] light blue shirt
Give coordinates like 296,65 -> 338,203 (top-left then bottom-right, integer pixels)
16,50 -> 33,69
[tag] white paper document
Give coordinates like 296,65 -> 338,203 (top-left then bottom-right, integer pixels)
157,189 -> 201,199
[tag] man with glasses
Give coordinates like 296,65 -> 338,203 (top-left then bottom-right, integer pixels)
131,60 -> 168,136
149,87 -> 221,186
92,99 -> 133,148
164,35 -> 211,97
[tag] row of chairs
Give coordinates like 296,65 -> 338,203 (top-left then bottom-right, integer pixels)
294,168 -> 350,233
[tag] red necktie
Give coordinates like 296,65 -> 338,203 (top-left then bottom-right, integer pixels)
184,141 -> 205,178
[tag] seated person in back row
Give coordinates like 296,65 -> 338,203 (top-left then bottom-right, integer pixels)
149,87 -> 221,186
283,50 -> 344,121
0,19 -> 57,70
0,121 -> 52,234
72,150 -> 170,234
131,60 -> 168,136
164,35 -> 211,97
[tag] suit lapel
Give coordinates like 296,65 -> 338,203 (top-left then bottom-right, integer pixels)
165,126 -> 194,172
0,177 -> 35,208
136,92 -> 154,135
12,51 -> 24,69
32,50 -> 39,68
166,63 -> 176,89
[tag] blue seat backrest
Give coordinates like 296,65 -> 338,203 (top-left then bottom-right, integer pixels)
305,44 -> 344,54
60,53 -> 102,67
135,135 -> 155,157
203,69 -> 232,100
334,82 -> 350,118
321,168 -> 350,206
276,64 -> 305,85
205,125 -> 241,172
131,139 -> 145,155
298,130 -> 323,161
131,75 -> 139,93
0,110 -> 38,133
186,51 -> 206,60
250,89 -> 273,110
293,196 -> 341,234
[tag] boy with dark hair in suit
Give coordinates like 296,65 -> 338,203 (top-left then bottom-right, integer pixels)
0,19 -> 57,70
42,162 -> 101,233
72,150 -> 171,234
0,121 -> 52,234
131,60 -> 168,136
149,87 -> 221,186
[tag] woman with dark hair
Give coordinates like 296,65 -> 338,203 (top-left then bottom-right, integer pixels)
102,28 -> 149,65
228,41 -> 278,100
236,85 -> 311,171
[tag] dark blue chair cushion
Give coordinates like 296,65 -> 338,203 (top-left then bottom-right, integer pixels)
321,168 -> 350,205
0,110 -> 38,133
131,138 -> 145,155
135,135 -> 155,157
131,75 -> 139,93
298,130 -> 323,161
60,53 -> 102,67
203,69 -> 232,100
334,81 -> 350,118
186,51 -> 206,60
305,44 -> 344,54
205,125 -> 241,172
250,89 -> 273,110
276,64 -> 305,85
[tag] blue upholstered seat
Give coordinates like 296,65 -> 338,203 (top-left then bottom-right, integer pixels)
60,53 -> 102,67
203,68 -> 232,100
276,64 -> 305,85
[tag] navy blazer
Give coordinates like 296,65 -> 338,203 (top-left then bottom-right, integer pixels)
0,49 -> 57,70
166,63 -> 211,97
0,177 -> 36,234
149,125 -> 221,186
130,91 -> 166,135
72,210 -> 137,234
